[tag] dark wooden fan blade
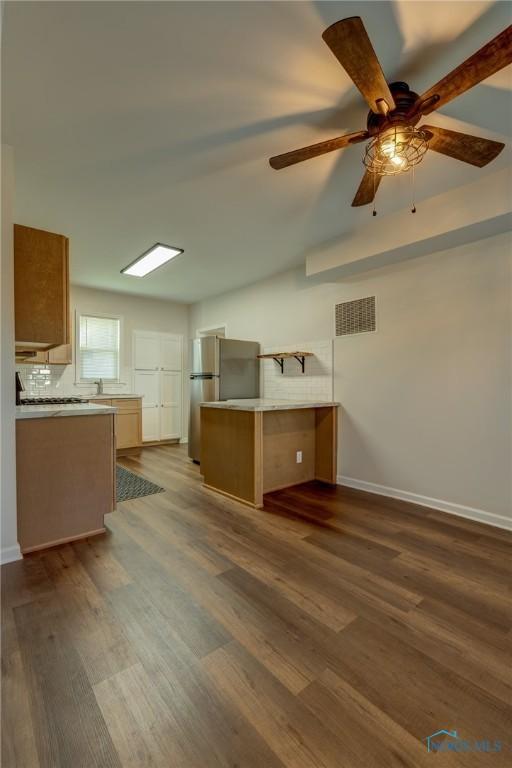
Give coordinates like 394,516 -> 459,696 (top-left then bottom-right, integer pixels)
424,124 -> 505,167
269,130 -> 368,170
352,169 -> 381,206
419,25 -> 512,115
322,17 -> 396,114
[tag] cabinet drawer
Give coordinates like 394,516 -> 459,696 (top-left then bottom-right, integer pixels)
112,398 -> 142,410
93,399 -> 113,406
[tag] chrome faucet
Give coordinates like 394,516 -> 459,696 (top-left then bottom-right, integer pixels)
94,378 -> 104,395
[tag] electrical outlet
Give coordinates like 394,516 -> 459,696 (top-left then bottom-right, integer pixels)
296,450 -> 303,464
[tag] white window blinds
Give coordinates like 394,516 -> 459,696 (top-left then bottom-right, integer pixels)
78,315 -> 120,381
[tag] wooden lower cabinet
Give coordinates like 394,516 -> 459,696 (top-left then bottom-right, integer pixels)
16,414 -> 115,554
116,405 -> 142,452
92,398 -> 142,455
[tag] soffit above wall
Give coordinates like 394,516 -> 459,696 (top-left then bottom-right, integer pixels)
306,168 -> 512,280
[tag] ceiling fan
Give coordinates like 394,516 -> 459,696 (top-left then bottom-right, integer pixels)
269,17 -> 512,207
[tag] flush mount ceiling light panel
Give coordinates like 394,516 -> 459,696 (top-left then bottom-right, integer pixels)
268,16 -> 511,208
121,243 -> 184,277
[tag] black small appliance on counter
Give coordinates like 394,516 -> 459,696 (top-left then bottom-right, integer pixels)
15,372 -> 24,405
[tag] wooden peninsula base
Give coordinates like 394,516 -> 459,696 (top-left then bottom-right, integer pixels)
200,400 -> 339,508
16,408 -> 116,553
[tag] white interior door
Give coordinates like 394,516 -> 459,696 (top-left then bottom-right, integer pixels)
134,370 -> 160,441
160,371 -> 181,440
160,335 -> 182,371
133,332 -> 160,371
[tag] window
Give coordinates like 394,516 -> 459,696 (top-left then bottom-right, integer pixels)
77,314 -> 120,381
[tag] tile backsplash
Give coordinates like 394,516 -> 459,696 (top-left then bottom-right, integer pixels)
16,360 -> 136,398
16,364 -> 67,396
262,340 -> 334,402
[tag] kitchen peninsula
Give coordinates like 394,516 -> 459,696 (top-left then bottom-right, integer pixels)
16,403 -> 116,553
200,399 -> 339,507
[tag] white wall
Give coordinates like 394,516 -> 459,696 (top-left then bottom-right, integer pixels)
1,144 -> 21,563
191,232 -> 512,528
69,285 -> 189,392
261,340 -> 333,403
17,285 -> 190,436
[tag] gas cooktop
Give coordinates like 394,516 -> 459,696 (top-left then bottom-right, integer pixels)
20,397 -> 83,405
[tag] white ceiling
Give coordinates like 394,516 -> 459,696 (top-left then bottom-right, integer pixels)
2,1 -> 511,303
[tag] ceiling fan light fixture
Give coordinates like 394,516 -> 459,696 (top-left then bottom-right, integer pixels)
364,124 -> 430,176
269,17 -> 512,206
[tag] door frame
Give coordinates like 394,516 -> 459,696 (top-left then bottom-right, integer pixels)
196,323 -> 227,338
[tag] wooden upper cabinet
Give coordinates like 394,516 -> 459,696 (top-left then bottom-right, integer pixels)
14,224 -> 70,351
21,343 -> 72,366
48,344 -> 72,365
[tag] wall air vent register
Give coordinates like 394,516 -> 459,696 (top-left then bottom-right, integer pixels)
335,296 -> 376,336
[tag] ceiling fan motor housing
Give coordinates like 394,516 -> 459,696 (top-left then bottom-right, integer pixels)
367,82 -> 421,135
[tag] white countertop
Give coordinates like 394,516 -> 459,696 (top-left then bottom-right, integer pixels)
86,393 -> 142,400
16,403 -> 117,420
200,398 -> 340,412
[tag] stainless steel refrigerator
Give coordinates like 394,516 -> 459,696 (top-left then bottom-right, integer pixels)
188,336 -> 260,462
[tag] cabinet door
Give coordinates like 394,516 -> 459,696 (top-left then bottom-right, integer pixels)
115,410 -> 142,450
14,225 -> 69,348
160,335 -> 182,371
133,332 -> 160,371
18,344 -> 71,366
48,344 -> 72,365
160,371 -> 181,439
30,351 -> 49,364
134,371 -> 160,441
112,399 -> 142,450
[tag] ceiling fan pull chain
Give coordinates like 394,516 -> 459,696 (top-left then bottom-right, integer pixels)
411,164 -> 417,214
372,172 -> 377,216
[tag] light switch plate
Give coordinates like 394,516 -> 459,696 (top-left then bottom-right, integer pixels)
296,450 -> 303,464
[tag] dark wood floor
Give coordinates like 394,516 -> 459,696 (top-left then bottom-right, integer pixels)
2,444 -> 511,767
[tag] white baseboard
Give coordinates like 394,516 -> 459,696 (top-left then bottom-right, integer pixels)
179,437 -> 188,444
337,475 -> 512,532
1,543 -> 22,565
